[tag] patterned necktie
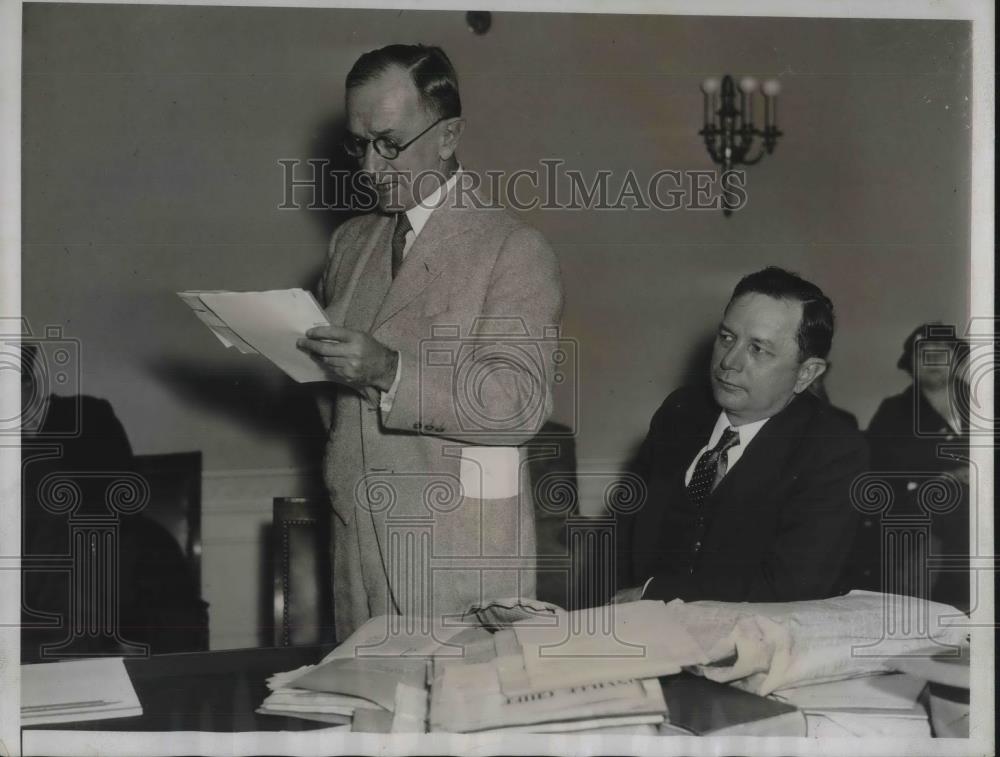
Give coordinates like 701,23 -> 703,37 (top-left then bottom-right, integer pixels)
390,212 -> 412,279
686,427 -> 740,506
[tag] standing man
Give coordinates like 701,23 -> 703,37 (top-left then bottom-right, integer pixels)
614,267 -> 868,604
298,45 -> 563,640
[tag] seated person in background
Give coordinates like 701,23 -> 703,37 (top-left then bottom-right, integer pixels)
20,344 -> 208,661
841,323 -> 971,612
614,267 -> 869,604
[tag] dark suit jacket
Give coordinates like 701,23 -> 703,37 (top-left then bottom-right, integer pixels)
617,386 -> 869,603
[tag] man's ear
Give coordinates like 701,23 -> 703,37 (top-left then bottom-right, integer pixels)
439,117 -> 465,159
793,357 -> 827,394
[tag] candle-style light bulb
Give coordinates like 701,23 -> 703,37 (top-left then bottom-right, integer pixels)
701,77 -> 720,130
761,79 -> 780,131
739,76 -> 758,94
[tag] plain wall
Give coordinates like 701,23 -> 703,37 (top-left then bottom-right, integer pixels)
21,5 -> 971,646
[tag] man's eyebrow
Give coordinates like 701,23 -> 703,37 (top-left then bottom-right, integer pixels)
346,127 -> 397,139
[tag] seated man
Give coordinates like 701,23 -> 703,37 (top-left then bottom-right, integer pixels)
614,267 -> 868,604
20,343 -> 209,661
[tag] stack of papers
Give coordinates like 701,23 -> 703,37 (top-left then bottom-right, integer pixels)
259,616 -> 490,732
256,665 -> 376,726
179,289 -> 331,382
429,601 -> 708,733
22,658 -> 142,725
260,603 -> 706,734
772,672 -> 930,737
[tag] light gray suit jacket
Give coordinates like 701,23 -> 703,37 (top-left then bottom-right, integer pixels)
316,181 -> 564,640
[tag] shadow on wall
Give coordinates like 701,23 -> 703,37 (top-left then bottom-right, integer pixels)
147,356 -> 328,466
618,331 -> 716,475
300,114 -> 376,247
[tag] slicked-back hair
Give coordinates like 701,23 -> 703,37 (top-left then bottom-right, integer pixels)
728,266 -> 835,361
346,44 -> 461,119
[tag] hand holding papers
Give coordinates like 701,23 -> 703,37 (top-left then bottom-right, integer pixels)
178,289 -> 331,382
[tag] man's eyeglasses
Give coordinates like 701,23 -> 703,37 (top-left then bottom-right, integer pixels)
342,117 -> 446,160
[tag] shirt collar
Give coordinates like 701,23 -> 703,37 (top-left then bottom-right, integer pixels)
708,410 -> 769,449
404,167 -> 461,240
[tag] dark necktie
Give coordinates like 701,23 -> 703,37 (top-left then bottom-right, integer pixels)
686,427 -> 740,506
391,213 -> 412,279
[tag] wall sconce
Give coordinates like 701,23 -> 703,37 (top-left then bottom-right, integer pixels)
700,74 -> 782,215
466,11 -> 492,35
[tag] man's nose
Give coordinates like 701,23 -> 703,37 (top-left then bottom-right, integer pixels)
719,343 -> 744,371
361,142 -> 387,174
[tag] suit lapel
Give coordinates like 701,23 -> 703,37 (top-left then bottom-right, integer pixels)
324,215 -> 394,329
371,184 -> 470,332
708,393 -> 809,504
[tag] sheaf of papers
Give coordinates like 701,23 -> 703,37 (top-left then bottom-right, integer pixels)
805,706 -> 931,738
505,600 -> 708,695
774,672 -> 927,711
480,713 -> 665,734
21,657 -> 142,725
318,614 -> 492,663
178,289 -> 331,382
257,663 -> 383,724
390,683 -> 428,733
290,657 -> 427,711
177,291 -> 258,353
429,656 -> 667,733
667,590 -> 970,695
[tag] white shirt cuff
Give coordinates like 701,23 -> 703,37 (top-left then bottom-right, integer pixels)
640,576 -> 655,599
379,353 -> 403,413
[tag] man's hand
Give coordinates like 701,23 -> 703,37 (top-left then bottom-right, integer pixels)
610,585 -> 644,604
297,325 -> 398,392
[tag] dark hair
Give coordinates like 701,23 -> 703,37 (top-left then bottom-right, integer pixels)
728,266 -> 835,361
346,44 -> 461,119
897,322 -> 970,376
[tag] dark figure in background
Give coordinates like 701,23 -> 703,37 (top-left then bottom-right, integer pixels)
20,345 -> 208,662
842,324 -> 971,612
614,267 -> 869,604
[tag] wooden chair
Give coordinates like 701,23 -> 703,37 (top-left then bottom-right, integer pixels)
133,451 -> 203,591
130,450 -> 209,652
272,497 -> 335,647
